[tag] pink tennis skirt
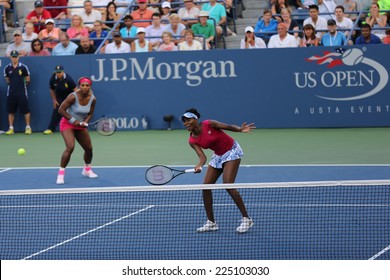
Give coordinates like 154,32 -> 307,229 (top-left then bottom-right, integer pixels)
60,117 -> 87,132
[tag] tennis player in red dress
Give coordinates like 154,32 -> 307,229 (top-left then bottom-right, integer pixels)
181,108 -> 256,233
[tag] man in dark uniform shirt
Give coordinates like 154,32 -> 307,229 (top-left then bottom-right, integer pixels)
43,65 -> 77,134
3,50 -> 31,135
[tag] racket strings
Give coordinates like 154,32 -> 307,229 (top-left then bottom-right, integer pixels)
145,166 -> 174,185
96,119 -> 116,136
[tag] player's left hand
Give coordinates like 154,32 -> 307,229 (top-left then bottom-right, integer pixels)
240,122 -> 256,133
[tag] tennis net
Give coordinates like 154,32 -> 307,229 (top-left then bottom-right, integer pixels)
1,180 -> 389,260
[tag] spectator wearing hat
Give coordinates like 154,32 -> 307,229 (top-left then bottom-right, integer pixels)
146,12 -> 165,50
131,27 -> 152,52
38,18 -> 62,51
191,10 -> 215,49
5,30 -> 31,57
3,51 -> 32,135
52,32 -> 78,55
22,22 -> 39,42
268,22 -> 298,48
80,0 -> 103,32
43,0 -> 68,20
303,5 -> 328,39
161,1 -> 174,24
76,35 -> 97,54
320,19 -> 347,46
131,0 -> 154,28
25,0 -> 53,34
178,0 -> 200,28
103,32 -> 131,53
43,65 -> 77,135
29,39 -> 51,56
120,15 -> 138,43
240,26 -> 266,49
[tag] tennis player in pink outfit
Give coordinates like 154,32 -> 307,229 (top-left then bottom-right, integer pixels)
56,77 -> 97,185
181,108 -> 256,233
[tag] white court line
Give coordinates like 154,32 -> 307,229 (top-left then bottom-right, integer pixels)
0,168 -> 11,173
21,205 -> 155,260
369,244 -> 390,260
3,164 -> 390,170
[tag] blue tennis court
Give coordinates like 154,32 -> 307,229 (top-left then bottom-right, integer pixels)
1,165 -> 389,260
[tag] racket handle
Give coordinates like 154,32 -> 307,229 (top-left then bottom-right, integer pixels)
185,167 -> 202,173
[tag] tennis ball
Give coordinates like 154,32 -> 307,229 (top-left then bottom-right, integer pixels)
18,148 -> 26,156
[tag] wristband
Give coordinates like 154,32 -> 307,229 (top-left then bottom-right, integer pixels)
69,117 -> 76,124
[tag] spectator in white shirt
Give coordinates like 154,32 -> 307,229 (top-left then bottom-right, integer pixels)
334,5 -> 353,39
178,29 -> 203,50
22,22 -> 39,42
178,0 -> 200,27
240,26 -> 266,49
268,22 -> 299,48
104,31 -> 131,53
303,4 -> 328,39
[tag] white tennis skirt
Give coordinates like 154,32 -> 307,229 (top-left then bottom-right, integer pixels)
209,141 -> 244,169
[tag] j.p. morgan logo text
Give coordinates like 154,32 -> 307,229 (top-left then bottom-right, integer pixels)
293,48 -> 389,115
91,57 -> 237,87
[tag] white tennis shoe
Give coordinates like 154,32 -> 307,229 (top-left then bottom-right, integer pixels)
56,174 -> 64,185
236,217 -> 253,233
197,220 -> 219,232
82,169 -> 98,178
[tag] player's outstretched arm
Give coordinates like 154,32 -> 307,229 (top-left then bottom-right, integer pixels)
209,120 -> 256,133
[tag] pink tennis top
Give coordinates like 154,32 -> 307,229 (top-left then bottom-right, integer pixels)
189,120 -> 234,156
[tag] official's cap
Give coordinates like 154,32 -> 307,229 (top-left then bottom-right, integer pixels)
55,65 -> 64,72
10,50 -> 19,57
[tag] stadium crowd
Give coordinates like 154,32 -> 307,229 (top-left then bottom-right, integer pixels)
3,0 -> 390,55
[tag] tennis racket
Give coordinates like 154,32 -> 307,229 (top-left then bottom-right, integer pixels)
145,165 -> 200,185
87,117 -> 116,136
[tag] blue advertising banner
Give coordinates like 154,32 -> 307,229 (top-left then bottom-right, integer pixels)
0,45 -> 389,132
